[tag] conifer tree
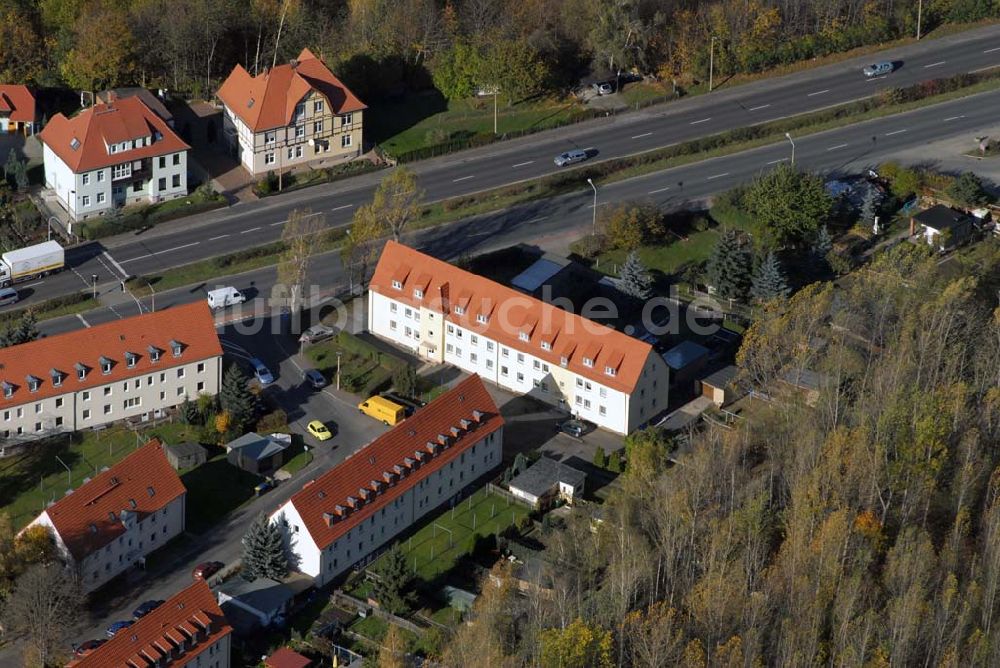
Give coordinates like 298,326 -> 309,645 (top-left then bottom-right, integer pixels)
241,513 -> 287,581
706,230 -> 751,300
619,250 -> 652,299
750,251 -> 790,302
220,365 -> 256,433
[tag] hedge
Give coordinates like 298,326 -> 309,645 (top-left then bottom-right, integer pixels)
78,197 -> 226,240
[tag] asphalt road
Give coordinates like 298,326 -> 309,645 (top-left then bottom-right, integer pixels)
30,85 -> 1000,340
12,24 -> 1000,309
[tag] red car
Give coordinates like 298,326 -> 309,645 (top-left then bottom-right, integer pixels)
192,561 -> 224,580
74,639 -> 106,657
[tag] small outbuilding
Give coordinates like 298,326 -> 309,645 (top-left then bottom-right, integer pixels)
910,204 -> 974,251
698,365 -> 739,407
226,432 -> 290,475
162,441 -> 208,470
216,573 -> 313,634
779,368 -> 831,407
508,457 -> 586,509
265,647 -> 312,668
662,340 -> 710,386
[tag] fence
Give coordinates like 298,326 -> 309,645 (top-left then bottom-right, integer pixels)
332,590 -> 425,635
485,482 -> 536,510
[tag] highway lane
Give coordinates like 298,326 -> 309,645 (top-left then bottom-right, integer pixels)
13,25 -> 1000,308
34,86 -> 1000,339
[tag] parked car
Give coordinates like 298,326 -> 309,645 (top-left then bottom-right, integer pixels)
249,358 -> 274,385
74,639 -> 106,656
596,82 -> 614,95
299,324 -> 335,345
307,420 -> 334,441
557,418 -> 594,438
132,599 -> 164,620
192,561 -> 224,580
303,368 -> 327,389
0,287 -> 19,306
382,391 -> 424,416
106,620 -> 133,638
554,149 -> 588,167
862,61 -> 894,78
254,478 -> 277,495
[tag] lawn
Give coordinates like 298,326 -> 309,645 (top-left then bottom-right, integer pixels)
389,488 -> 531,582
369,91 -> 591,158
593,229 -> 720,279
0,421 -> 200,529
304,331 -> 406,398
181,450 -> 262,534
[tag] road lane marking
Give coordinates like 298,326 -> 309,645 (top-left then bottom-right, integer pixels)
76,314 -> 90,328
101,251 -> 128,277
21,280 -> 44,288
827,143 -> 849,151
748,104 -> 770,111
707,173 -> 729,180
209,234 -> 230,240
330,204 -> 353,212
944,115 -> 965,121
924,61 -> 946,68
690,117 -> 712,125
526,216 -> 549,223
971,64 -> 1000,73
511,161 -> 534,168
807,89 -> 829,96
240,227 -> 262,234
453,175 -> 475,182
766,158 -> 788,165
985,47 -> 1000,53
120,242 -> 199,264
885,129 -> 907,136
648,186 -> 671,194
631,132 -> 653,139
270,221 -> 285,227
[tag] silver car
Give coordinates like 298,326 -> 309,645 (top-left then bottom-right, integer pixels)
554,149 -> 588,167
863,61 -> 893,78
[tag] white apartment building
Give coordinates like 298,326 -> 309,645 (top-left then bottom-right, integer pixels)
0,301 -> 222,453
368,241 -> 670,434
38,94 -> 189,222
271,375 -> 504,588
217,48 -> 366,177
26,438 -> 186,592
70,580 -> 232,667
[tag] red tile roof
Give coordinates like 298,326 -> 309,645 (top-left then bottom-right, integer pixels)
0,300 -> 222,409
287,375 -> 502,550
266,647 -> 312,668
40,439 -> 184,561
38,95 -> 189,172
72,581 -> 231,668
370,241 -> 655,393
0,85 -> 35,122
217,48 -> 366,132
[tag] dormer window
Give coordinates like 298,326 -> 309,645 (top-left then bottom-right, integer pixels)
169,340 -> 183,357
560,356 -> 568,367
541,341 -> 552,351
125,352 -> 138,368
2,382 -> 13,399
519,332 -> 529,342
75,363 -> 87,381
477,314 -> 488,324
454,305 -> 465,315
70,137 -> 81,151
50,369 -> 63,387
148,345 -> 161,363
99,356 -> 113,374
414,289 -> 423,298
26,376 -> 40,393
391,280 -> 402,290
583,357 -> 594,368
605,366 -> 616,377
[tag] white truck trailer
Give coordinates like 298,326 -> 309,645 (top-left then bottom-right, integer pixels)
0,241 -> 65,287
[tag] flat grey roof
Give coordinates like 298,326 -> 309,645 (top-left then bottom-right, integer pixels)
511,258 -> 565,293
508,456 -> 586,498
662,340 -> 709,371
164,441 -> 206,457
227,432 -> 288,462
701,365 -> 738,389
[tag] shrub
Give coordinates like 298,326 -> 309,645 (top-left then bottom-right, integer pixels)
570,233 -> 608,260
256,408 -> 288,433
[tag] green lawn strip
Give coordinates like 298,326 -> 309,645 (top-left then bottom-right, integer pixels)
181,450 -> 262,534
0,293 -> 97,329
348,614 -> 389,642
396,488 -> 530,582
0,421 -> 200,529
278,449 -> 312,476
588,229 -> 721,278
304,331 -> 405,398
78,188 -> 227,241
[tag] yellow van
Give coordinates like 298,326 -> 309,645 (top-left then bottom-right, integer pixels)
358,396 -> 406,426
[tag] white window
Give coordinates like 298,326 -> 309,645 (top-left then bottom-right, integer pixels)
390,303 -> 397,313
112,163 -> 131,179
517,372 -> 525,382
313,120 -> 323,134
103,404 -> 112,415
342,135 -> 352,148
470,353 -> 478,363
576,378 -> 583,388
404,308 -> 412,317
487,341 -> 494,352
176,368 -> 185,379
96,170 -> 105,182
83,409 -> 90,420
265,131 -> 276,144
533,360 -> 540,370
264,152 -> 275,165
519,332 -> 529,342
82,195 -> 90,207
390,320 -> 397,331
600,387 -> 607,398
583,358 -> 594,368
605,366 -> 616,377
82,391 -> 90,401
501,366 -> 508,377
343,113 -> 353,125
599,405 -> 607,416
541,341 -> 551,351
295,125 -> 305,139
501,347 -> 509,358
314,100 -> 324,113
477,314 -> 488,324
96,192 -> 105,204
294,102 -> 305,119
446,344 -> 454,354
82,173 -> 90,185
414,289 -> 423,298
486,359 -> 494,369
471,335 -> 478,345
584,399 -> 591,409
454,305 -> 465,315
391,280 -> 402,290
517,353 -> 524,363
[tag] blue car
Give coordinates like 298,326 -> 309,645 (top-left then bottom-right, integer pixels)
106,620 -> 133,638
132,599 -> 164,619
249,358 -> 274,385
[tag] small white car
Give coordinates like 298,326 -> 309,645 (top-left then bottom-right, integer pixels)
554,149 -> 588,167
595,82 -> 614,95
862,61 -> 894,78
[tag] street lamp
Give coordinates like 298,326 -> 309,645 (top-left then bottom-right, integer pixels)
336,351 -> 342,391
91,273 -> 98,299
47,216 -> 60,241
146,280 -> 156,313
917,0 -> 923,39
587,178 -> 597,236
785,132 -> 795,166
709,36 -> 717,92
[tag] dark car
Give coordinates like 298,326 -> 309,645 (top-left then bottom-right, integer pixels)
132,599 -> 164,620
106,620 -> 133,638
557,418 -> 594,438
192,561 -> 224,580
303,368 -> 327,389
74,639 -> 107,656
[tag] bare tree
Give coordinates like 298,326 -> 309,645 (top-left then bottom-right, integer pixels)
341,203 -> 385,293
370,167 -> 424,242
277,208 -> 325,316
2,563 -> 83,667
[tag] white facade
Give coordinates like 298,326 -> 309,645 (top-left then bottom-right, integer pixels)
368,290 -> 669,434
0,356 -> 221,452
43,146 -> 188,222
30,493 -> 185,592
272,429 -> 502,588
179,638 -> 229,668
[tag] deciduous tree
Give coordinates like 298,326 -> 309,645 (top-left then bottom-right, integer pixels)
539,618 -> 613,668
742,164 -> 831,245
947,171 -> 991,208
277,208 -> 325,316
370,167 -> 423,242
60,3 -> 137,92
2,563 -> 83,667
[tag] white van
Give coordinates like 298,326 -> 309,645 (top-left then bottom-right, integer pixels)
206,287 -> 246,310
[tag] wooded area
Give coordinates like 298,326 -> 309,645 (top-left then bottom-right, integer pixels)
439,241 -> 1000,666
0,0 -> 990,104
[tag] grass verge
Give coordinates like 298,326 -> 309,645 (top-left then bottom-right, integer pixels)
181,450 -> 262,534
0,292 -> 97,328
77,186 -> 228,241
304,330 -> 405,398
